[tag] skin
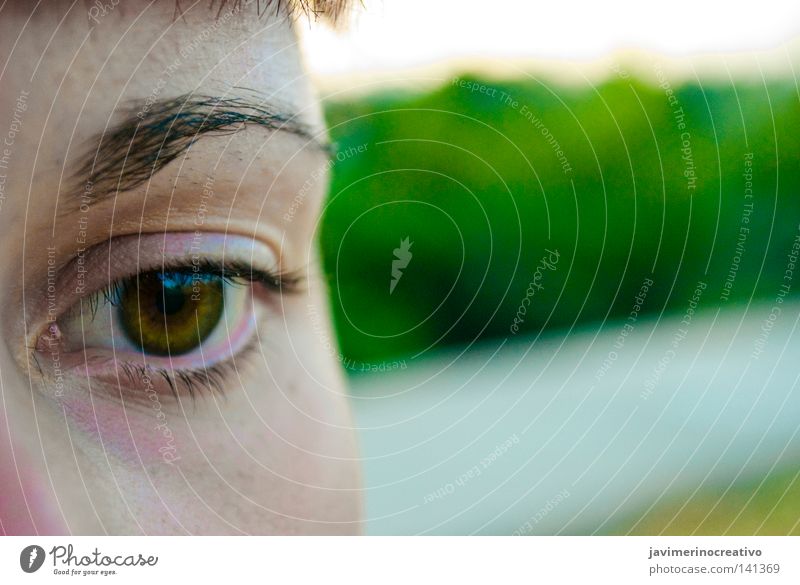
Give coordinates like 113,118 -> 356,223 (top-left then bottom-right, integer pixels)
0,1 -> 362,535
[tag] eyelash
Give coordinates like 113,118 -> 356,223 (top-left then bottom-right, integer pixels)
117,338 -> 260,400
41,257 -> 301,400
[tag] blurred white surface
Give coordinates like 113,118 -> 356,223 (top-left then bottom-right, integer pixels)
350,301 -> 800,534
304,0 -> 800,79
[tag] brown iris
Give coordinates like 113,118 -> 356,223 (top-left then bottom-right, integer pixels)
118,271 -> 224,356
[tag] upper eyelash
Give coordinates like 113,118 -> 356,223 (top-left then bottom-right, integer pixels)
184,258 -> 304,292
77,257 -> 303,320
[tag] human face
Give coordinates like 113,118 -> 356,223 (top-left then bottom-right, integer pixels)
0,1 -> 361,535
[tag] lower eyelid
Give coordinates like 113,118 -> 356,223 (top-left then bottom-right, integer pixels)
66,347 -> 255,400
41,324 -> 261,401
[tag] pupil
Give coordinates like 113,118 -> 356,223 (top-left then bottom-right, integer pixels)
157,280 -> 187,315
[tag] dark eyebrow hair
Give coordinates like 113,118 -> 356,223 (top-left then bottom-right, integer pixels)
71,92 -> 330,206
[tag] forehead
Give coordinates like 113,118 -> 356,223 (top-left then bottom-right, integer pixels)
0,2 -> 322,165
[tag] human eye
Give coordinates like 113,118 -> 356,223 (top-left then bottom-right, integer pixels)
33,232 -> 298,400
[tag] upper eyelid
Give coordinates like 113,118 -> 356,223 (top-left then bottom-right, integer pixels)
54,233 -> 284,293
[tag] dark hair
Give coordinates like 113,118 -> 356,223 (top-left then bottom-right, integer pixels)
194,0 -> 353,24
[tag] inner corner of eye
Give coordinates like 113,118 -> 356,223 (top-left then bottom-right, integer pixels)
35,321 -> 63,354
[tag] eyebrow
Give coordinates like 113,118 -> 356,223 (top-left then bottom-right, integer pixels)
70,92 -> 330,207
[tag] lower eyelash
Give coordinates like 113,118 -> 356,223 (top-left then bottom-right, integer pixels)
118,336 -> 260,401
119,361 -> 229,401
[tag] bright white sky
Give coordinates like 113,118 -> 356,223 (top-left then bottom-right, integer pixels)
302,0 -> 800,80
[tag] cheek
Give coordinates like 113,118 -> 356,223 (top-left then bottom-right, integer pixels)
53,356 -> 360,533
0,370 -> 69,534
0,424 -> 64,534
58,389 -> 186,466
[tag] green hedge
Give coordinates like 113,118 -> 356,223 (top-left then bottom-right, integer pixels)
320,74 -> 800,367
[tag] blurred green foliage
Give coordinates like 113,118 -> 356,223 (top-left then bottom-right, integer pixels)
617,465 -> 800,535
320,73 -> 800,367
